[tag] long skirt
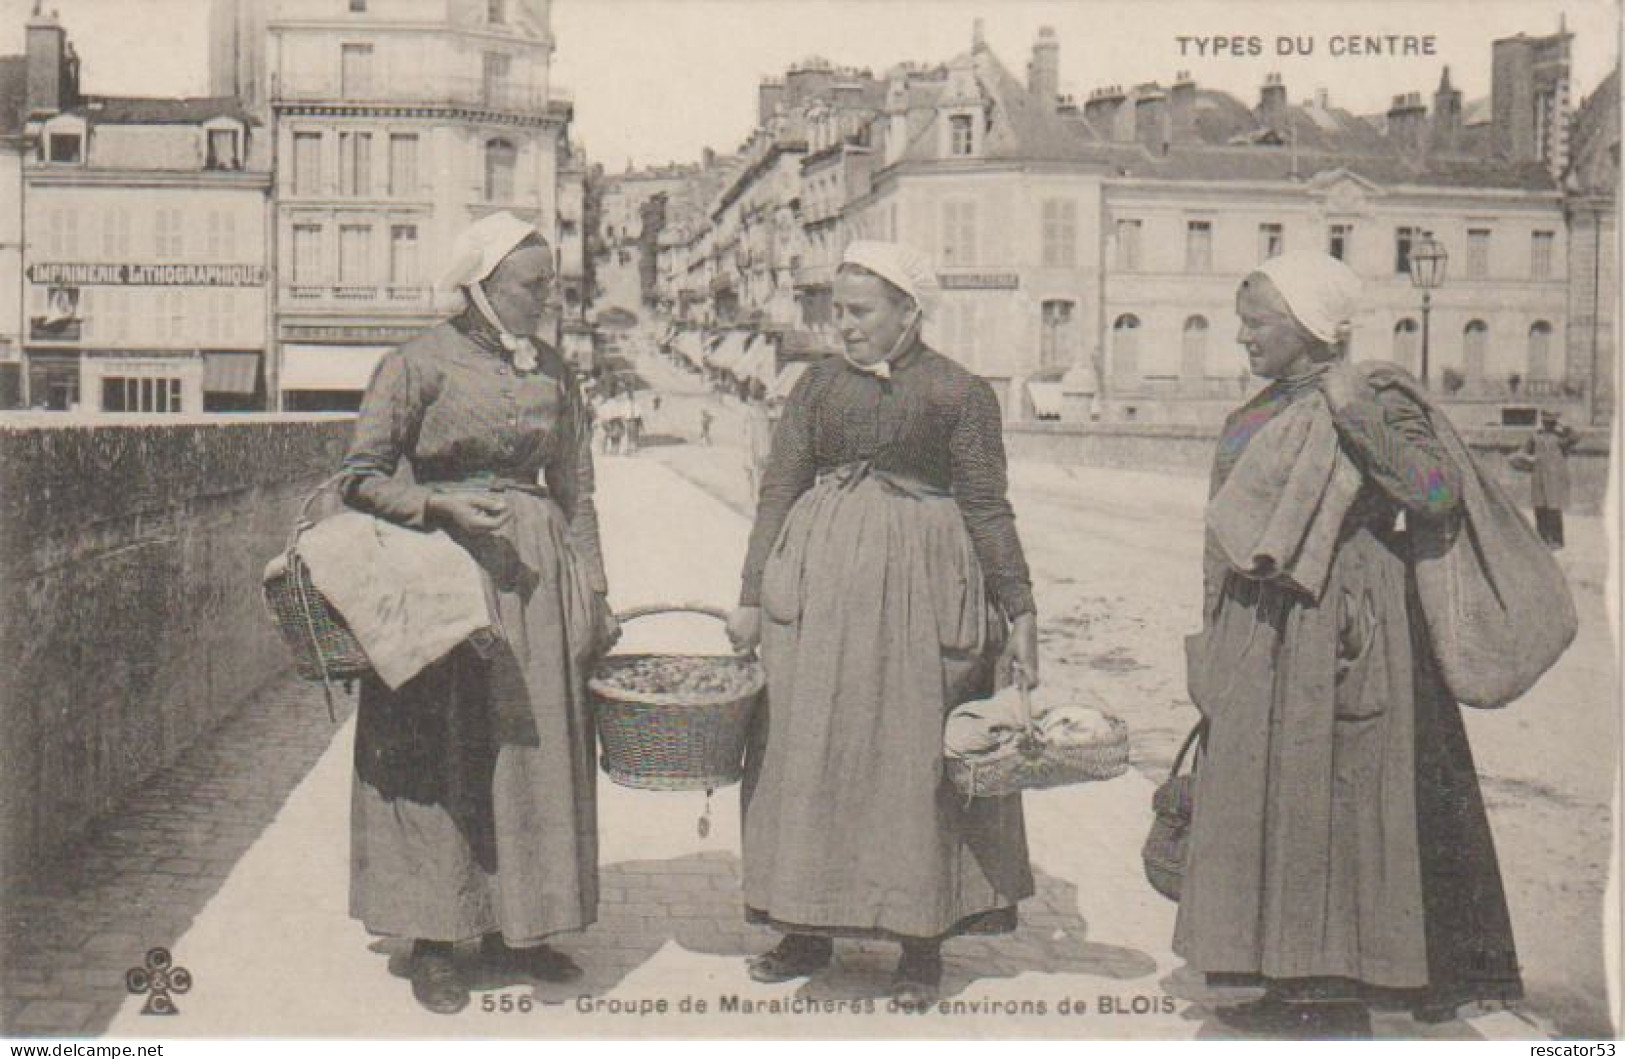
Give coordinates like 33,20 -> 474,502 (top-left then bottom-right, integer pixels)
742,469 -> 1035,940
349,491 -> 600,946
1173,522 -> 1521,1003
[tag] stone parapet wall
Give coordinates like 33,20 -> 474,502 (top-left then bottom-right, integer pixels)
0,414 -> 354,887
1003,420 -> 1612,515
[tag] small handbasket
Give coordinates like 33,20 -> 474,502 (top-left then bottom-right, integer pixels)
589,604 -> 764,793
945,681 -> 1131,800
262,475 -> 368,719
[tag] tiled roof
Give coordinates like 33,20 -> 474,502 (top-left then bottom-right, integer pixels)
0,56 -> 26,137
1567,66 -> 1620,194
900,44 -> 1109,166
1110,142 -> 1557,190
73,96 -> 257,126
888,43 -> 1555,192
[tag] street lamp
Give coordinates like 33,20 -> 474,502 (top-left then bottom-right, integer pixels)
1407,230 -> 1448,387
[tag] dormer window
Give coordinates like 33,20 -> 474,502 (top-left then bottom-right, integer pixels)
949,114 -> 974,156
205,127 -> 242,170
488,0 -> 507,23
48,132 -> 82,164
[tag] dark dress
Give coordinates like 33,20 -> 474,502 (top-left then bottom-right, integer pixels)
1173,371 -> 1522,1007
1525,426 -> 1576,546
738,341 -> 1036,940
340,309 -> 607,947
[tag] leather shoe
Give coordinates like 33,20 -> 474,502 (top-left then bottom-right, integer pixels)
410,951 -> 469,1015
747,935 -> 832,983
1216,995 -> 1371,1039
890,951 -> 943,1009
480,935 -> 584,984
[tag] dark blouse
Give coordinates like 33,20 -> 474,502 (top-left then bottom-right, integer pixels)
339,309 -> 608,593
739,342 -> 1035,619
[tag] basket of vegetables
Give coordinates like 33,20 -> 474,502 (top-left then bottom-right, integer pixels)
589,604 -> 764,792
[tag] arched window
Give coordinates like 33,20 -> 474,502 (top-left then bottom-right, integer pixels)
1464,319 -> 1488,385
484,138 -> 517,201
1393,318 -> 1419,372
1180,315 -> 1209,378
1112,313 -> 1141,382
1528,320 -> 1553,381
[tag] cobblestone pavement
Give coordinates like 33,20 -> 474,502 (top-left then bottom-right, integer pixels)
2,438 -> 1563,1041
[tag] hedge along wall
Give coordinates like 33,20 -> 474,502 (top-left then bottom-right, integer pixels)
1003,422 -> 1613,516
0,414 -> 354,888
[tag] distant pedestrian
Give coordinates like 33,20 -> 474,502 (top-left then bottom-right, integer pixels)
699,407 -> 713,445
652,394 -> 663,414
1517,410 -> 1578,548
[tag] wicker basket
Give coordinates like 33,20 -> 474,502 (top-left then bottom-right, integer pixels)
589,604 -> 764,792
945,684 -> 1131,799
262,476 -> 369,717
1141,720 -> 1205,902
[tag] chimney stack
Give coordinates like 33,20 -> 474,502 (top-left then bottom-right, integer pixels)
1387,91 -> 1428,155
1027,26 -> 1060,112
972,18 -> 986,50
1169,70 -> 1196,143
1134,83 -> 1169,152
884,73 -> 910,166
1084,84 -> 1127,140
25,7 -> 74,117
757,78 -> 785,127
1257,72 -> 1288,134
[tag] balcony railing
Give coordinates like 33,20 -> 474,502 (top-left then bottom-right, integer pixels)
273,74 -> 555,115
282,284 -> 432,307
1115,376 -> 1254,399
1442,376 -> 1584,400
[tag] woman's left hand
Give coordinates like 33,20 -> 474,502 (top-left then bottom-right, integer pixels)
1001,612 -> 1040,689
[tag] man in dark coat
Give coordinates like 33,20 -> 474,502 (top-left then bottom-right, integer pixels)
1522,410 -> 1578,548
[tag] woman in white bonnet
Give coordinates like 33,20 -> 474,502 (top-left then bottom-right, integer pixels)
338,211 -> 617,1014
727,240 -> 1039,1005
1175,251 -> 1519,1037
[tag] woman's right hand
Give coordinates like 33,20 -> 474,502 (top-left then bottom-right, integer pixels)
726,605 -> 762,655
427,492 -> 511,534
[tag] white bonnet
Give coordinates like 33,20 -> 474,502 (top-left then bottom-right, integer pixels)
1250,251 -> 1363,345
439,211 -> 544,292
840,240 -> 938,316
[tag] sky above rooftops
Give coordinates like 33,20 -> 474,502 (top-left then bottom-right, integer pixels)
0,0 -> 1615,169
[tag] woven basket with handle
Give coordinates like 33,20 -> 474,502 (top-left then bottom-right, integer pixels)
1141,719 -> 1206,902
944,681 -> 1131,799
589,603 -> 764,792
262,475 -> 368,718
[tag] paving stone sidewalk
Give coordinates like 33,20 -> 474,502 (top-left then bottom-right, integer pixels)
1,677 -> 357,1036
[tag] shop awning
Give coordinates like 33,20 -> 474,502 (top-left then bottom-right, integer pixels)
280,344 -> 388,391
1027,380 -> 1064,419
707,332 -> 750,371
769,360 -> 810,401
202,351 -> 261,395
675,331 -> 705,366
735,337 -> 777,387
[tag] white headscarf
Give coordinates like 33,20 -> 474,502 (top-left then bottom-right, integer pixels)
439,211 -> 546,372
838,240 -> 938,378
1251,250 -> 1363,346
